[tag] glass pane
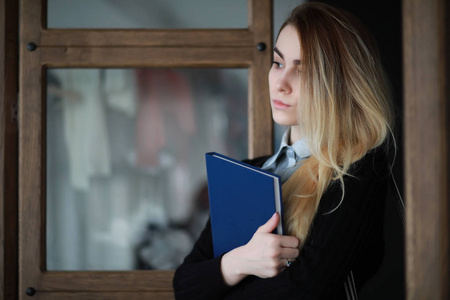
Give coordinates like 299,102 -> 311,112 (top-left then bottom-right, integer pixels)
46,68 -> 248,270
47,0 -> 247,29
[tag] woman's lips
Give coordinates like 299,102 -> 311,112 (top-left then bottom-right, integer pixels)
272,99 -> 291,109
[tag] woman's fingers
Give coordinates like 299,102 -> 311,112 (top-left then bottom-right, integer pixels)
225,213 -> 301,279
280,247 -> 300,260
277,258 -> 296,272
255,213 -> 301,249
255,212 -> 280,234
280,235 -> 300,248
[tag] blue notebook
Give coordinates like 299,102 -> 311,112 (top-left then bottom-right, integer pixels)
205,152 -> 283,258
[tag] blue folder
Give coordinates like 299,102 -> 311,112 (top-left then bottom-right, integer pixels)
205,152 -> 283,258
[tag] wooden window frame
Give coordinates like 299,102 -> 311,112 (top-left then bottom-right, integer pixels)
18,0 -> 273,299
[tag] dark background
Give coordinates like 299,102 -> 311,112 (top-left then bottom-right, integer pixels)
314,0 -> 405,298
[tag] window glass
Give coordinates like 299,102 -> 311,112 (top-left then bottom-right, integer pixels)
47,0 -> 247,29
46,68 -> 248,270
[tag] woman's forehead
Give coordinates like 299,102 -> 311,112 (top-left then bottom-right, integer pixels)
275,25 -> 301,61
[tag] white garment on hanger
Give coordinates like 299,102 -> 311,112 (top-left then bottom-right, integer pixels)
104,69 -> 137,117
53,69 -> 112,191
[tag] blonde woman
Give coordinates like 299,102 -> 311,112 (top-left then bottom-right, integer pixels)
174,2 -> 394,299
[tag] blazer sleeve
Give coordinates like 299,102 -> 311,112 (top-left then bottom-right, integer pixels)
172,218 -> 234,299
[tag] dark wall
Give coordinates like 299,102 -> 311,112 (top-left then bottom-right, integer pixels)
313,0 -> 405,299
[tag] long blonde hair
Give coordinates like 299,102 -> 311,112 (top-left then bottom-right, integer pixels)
280,2 -> 394,245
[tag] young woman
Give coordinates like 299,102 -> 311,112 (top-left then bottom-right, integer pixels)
173,2 -> 394,299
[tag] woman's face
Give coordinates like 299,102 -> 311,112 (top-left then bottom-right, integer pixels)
268,25 -> 302,127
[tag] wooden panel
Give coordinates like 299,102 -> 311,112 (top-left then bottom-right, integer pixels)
34,291 -> 174,300
1,0 -> 19,299
248,0 -> 273,158
0,15 -> 4,298
18,45 -> 44,300
19,0 -> 44,299
403,0 -> 450,298
41,29 -> 253,47
40,47 -> 253,68
35,271 -> 174,292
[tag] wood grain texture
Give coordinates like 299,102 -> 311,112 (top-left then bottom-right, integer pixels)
0,13 -> 4,297
40,29 -> 253,47
1,0 -> 19,299
248,0 -> 273,158
19,0 -> 45,299
403,0 -> 450,298
34,271 -> 174,292
33,291 -> 174,300
40,47 -> 253,68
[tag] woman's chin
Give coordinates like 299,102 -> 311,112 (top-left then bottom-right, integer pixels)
272,113 -> 298,127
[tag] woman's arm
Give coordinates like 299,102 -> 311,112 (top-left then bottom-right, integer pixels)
172,218 -> 229,300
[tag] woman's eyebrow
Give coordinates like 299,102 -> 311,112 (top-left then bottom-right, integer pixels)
274,47 -> 284,59
274,47 -> 301,65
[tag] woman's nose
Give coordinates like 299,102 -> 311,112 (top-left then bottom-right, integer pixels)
276,73 -> 292,94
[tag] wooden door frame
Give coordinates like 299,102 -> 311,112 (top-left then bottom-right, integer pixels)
403,0 -> 450,298
0,0 -> 19,300
17,0 -> 273,299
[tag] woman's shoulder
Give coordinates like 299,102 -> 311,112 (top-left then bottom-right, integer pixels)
348,145 -> 391,180
318,146 -> 391,213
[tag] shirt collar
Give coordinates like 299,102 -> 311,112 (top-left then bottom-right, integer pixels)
263,129 -> 311,167
290,136 -> 311,160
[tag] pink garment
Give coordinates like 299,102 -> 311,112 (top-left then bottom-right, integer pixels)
135,69 -> 196,167
135,69 -> 166,166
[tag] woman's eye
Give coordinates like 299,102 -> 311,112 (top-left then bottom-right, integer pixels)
272,61 -> 284,68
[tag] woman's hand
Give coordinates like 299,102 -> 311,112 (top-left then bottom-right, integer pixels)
220,212 -> 300,286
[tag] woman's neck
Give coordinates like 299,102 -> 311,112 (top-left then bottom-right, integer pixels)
289,125 -> 302,145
